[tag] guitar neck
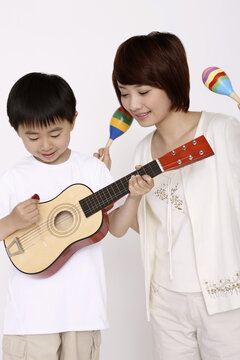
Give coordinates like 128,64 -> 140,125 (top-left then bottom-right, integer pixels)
80,160 -> 161,217
80,135 -> 214,218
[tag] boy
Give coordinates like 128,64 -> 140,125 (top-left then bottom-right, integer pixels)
0,72 -> 153,360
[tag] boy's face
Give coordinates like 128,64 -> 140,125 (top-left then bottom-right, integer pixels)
17,117 -> 76,165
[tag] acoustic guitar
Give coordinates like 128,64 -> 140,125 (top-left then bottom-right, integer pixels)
4,135 -> 214,278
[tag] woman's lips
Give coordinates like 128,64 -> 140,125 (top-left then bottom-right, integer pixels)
134,111 -> 151,120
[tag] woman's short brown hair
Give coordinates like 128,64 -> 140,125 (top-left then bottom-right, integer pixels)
112,32 -> 190,112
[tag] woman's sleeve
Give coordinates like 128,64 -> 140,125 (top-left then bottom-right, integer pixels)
226,117 -> 240,180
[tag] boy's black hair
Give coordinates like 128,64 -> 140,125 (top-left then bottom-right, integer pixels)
7,72 -> 76,131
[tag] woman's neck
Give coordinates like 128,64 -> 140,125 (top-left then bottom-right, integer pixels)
152,110 -> 201,158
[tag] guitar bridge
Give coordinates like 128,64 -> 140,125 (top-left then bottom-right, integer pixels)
6,237 -> 24,257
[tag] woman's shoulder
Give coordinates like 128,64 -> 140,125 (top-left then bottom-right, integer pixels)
202,111 -> 238,127
133,130 -> 155,162
200,111 -> 239,136
135,130 -> 155,150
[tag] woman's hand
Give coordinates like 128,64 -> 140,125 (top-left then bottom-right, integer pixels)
93,147 -> 112,170
128,174 -> 154,199
128,165 -> 154,199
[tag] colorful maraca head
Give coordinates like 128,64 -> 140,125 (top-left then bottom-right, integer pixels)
202,67 -> 234,96
109,107 -> 133,140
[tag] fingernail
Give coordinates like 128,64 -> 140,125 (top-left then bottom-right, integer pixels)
32,194 -> 40,200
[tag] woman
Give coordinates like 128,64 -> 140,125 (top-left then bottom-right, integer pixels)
108,32 -> 240,359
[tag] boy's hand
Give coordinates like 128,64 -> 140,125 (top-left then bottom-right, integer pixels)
128,165 -> 154,199
9,195 -> 40,232
93,147 -> 111,170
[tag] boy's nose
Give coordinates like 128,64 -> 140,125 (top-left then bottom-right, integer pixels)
40,139 -> 53,152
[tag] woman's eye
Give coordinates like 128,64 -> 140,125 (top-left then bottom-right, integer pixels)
120,93 -> 128,97
29,138 -> 38,141
139,91 -> 149,95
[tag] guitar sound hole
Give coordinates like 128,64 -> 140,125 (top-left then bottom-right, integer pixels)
54,211 -> 74,231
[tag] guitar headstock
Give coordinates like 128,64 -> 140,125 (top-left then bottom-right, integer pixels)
158,135 -> 214,172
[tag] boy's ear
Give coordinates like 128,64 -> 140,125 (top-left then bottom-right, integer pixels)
71,111 -> 78,130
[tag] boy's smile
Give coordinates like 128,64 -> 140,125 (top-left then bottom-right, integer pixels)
17,118 -> 76,165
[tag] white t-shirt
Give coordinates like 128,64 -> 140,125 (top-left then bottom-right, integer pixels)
145,135 -> 201,292
0,151 -> 114,335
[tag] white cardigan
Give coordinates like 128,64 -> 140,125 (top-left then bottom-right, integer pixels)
133,111 -> 240,320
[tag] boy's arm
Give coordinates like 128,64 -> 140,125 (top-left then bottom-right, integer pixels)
108,173 -> 154,237
0,197 -> 40,240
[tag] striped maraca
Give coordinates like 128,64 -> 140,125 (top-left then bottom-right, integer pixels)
100,107 -> 133,160
202,67 -> 240,104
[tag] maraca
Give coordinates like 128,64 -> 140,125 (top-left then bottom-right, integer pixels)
202,66 -> 240,104
100,107 -> 133,160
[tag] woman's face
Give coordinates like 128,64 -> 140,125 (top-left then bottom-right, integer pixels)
117,83 -> 172,127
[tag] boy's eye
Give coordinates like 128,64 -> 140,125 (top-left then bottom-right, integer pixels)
139,91 -> 149,95
29,138 -> 38,141
51,134 -> 60,138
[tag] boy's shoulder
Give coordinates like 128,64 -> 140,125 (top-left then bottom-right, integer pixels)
0,156 -> 34,179
70,150 -> 108,170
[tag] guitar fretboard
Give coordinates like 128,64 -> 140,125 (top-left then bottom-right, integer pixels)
80,160 -> 161,217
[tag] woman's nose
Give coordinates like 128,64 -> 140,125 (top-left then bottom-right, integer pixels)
129,95 -> 142,113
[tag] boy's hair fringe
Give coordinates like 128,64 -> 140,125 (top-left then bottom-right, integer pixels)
7,72 -> 76,131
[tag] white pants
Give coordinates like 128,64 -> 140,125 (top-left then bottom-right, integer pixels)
150,283 -> 240,360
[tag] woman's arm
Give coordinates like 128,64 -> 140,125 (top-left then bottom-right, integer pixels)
108,173 -> 153,237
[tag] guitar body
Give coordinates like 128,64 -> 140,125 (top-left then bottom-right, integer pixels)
4,184 -> 109,278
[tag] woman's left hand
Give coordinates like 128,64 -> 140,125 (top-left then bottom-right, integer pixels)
128,165 -> 154,199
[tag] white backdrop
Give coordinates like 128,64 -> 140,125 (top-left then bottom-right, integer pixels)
0,0 -> 239,359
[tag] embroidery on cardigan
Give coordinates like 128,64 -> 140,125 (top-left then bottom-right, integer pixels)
204,272 -> 240,297
154,183 -> 183,211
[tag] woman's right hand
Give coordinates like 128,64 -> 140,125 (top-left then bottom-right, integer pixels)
93,147 -> 112,170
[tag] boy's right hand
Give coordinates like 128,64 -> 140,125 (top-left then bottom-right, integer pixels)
9,195 -> 40,232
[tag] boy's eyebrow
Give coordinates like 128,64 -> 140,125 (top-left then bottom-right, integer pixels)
48,127 -> 63,133
24,127 -> 63,135
24,130 -> 39,135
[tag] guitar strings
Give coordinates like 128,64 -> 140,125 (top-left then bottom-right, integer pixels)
18,186 -> 125,249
